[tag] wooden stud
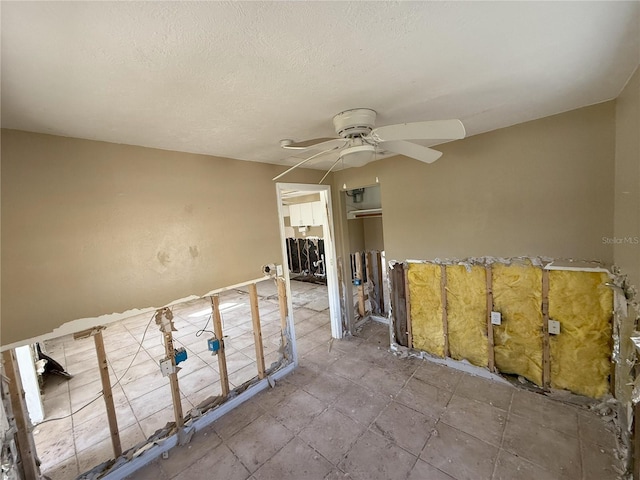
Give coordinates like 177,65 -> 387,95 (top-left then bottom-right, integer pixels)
249,283 -> 267,379
161,325 -> 184,428
355,252 -> 366,317
485,265 -> 496,372
542,269 -> 551,391
404,264 -> 413,348
276,277 -> 289,332
376,251 -> 384,313
441,265 -> 450,358
211,295 -> 230,397
296,240 -> 302,274
390,263 -> 408,347
94,331 -> 122,457
2,350 -> 40,480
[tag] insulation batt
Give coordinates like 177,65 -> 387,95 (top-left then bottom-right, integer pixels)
446,265 -> 488,367
549,270 -> 613,398
492,263 -> 544,386
408,263 -> 444,357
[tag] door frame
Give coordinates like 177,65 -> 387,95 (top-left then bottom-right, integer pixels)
275,183 -> 343,364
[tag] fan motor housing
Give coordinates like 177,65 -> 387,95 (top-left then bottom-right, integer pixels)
333,108 -> 376,138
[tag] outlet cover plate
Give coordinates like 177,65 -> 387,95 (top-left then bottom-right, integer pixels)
549,319 -> 561,335
490,311 -> 502,326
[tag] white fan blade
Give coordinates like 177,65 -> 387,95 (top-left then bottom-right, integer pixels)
380,141 -> 443,164
280,138 -> 343,150
369,119 -> 465,143
272,142 -> 347,181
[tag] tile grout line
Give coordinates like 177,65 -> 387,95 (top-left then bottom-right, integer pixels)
490,390 -> 513,479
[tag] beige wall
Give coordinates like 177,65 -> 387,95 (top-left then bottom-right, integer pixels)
614,67 -> 640,291
1,130 -> 322,346
347,218 -> 365,252
333,102 -> 616,264
363,217 -> 384,251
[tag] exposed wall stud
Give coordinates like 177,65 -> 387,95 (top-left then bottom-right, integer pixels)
94,330 -> 122,457
355,252 -> 365,318
376,251 -> 384,313
157,308 -> 184,428
276,277 -> 288,333
211,295 -> 230,397
542,269 -> 551,391
441,265 -> 450,358
390,263 -> 408,347
2,350 -> 40,480
486,265 -> 496,372
249,283 -> 267,379
404,264 -> 413,348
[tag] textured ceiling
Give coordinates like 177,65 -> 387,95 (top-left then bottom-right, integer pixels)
2,2 -> 639,170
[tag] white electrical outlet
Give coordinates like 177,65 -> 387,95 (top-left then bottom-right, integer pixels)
276,264 -> 283,276
549,319 -> 561,335
490,311 -> 502,326
159,358 -> 175,377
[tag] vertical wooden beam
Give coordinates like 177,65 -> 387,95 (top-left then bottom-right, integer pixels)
161,325 -> 184,428
355,252 -> 365,317
211,295 -> 230,397
366,251 -> 373,311
390,263 -> 408,347
276,277 -> 289,333
404,264 -> 413,348
376,251 -> 384,313
2,350 -> 40,480
441,265 -> 450,358
541,269 -> 551,391
94,331 -> 122,457
249,283 -> 267,379
485,265 -> 496,372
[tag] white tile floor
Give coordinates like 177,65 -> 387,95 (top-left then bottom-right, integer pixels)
34,278 -> 332,479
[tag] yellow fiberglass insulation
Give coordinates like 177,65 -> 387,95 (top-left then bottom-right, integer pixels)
492,263 -> 543,386
445,265 -> 488,367
408,263 -> 445,357
549,270 -> 613,398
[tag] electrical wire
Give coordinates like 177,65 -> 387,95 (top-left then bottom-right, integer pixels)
38,311 -> 156,425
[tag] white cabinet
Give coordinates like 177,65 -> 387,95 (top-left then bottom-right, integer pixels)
289,201 -> 324,226
311,201 -> 324,225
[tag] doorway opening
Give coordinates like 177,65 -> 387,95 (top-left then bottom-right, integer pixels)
341,184 -> 390,343
275,183 -> 342,362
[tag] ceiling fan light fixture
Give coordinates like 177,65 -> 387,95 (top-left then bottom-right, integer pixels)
339,144 -> 376,168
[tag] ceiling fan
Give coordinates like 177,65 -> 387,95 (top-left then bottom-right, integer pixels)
273,108 -> 466,182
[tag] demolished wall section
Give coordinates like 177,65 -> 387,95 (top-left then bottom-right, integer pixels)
446,265 -> 488,367
492,263 -> 543,386
403,257 -> 614,399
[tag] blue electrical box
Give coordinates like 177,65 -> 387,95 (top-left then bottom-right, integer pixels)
208,337 -> 221,355
174,347 -> 187,365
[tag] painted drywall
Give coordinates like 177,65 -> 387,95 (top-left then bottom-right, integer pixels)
347,219 -> 365,253
1,130 -> 322,346
363,217 -> 384,252
613,66 -> 639,435
333,102 -> 616,264
614,67 -> 640,292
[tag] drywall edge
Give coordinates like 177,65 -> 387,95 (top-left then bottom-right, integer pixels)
0,275 -> 271,352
